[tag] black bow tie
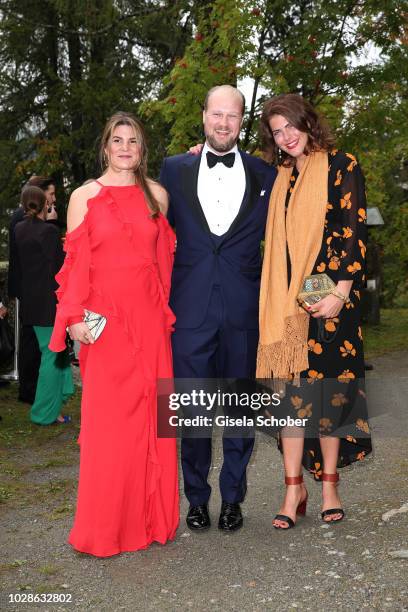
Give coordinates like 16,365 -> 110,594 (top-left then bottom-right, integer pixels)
206,151 -> 235,169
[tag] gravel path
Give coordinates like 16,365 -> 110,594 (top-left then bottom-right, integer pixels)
1,352 -> 407,611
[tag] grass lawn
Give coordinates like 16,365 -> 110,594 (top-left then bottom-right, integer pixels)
0,386 -> 81,507
363,308 -> 408,358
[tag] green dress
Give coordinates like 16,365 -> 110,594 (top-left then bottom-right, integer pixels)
31,326 -> 74,425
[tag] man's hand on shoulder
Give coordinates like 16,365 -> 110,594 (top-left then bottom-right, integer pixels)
189,143 -> 204,156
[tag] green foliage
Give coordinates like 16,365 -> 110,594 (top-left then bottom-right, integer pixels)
0,1 -> 407,303
337,37 -> 408,306
141,0 -> 257,154
0,0 -> 193,226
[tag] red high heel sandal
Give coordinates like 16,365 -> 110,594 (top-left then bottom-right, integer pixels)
321,472 -> 345,522
273,475 -> 308,529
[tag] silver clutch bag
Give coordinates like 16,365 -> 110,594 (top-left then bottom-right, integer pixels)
83,309 -> 107,341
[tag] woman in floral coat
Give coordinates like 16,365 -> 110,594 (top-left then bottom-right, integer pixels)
257,94 -> 371,529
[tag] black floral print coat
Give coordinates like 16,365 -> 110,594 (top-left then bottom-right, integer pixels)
275,150 -> 372,479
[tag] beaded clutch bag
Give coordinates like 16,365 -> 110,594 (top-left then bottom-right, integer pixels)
83,309 -> 107,341
297,273 -> 336,309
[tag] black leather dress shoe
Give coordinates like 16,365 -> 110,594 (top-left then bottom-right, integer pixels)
186,504 -> 211,531
218,502 -> 243,532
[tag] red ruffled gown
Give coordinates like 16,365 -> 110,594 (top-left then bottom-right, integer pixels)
49,183 -> 179,557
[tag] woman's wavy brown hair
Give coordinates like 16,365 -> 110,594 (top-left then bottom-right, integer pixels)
260,93 -> 335,166
99,111 -> 160,216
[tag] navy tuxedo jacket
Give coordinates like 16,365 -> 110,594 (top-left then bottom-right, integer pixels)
160,151 -> 276,330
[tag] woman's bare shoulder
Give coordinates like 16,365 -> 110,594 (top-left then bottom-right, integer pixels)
70,180 -> 101,201
67,181 -> 101,231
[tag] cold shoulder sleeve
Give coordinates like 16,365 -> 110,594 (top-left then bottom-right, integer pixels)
335,153 -> 368,288
155,213 -> 176,330
49,218 -> 91,352
156,213 -> 176,302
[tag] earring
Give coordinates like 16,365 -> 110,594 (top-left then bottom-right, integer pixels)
277,148 -> 283,164
103,152 -> 109,167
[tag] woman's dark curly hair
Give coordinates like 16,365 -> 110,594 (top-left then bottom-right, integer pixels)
260,93 -> 335,166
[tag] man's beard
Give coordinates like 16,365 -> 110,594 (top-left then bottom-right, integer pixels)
206,131 -> 238,153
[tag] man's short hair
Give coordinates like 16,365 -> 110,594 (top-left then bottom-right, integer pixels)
27,175 -> 54,191
203,85 -> 245,116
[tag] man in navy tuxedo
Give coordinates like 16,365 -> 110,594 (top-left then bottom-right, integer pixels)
160,85 -> 276,532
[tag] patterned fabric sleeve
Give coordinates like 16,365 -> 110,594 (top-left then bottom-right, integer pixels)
48,219 -> 91,352
336,153 -> 367,288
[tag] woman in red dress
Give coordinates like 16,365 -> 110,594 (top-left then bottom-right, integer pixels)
49,112 -> 179,557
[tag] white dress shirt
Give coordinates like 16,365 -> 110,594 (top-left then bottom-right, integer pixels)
197,143 -> 246,236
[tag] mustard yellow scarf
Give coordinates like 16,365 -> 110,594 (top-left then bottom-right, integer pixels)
256,151 -> 328,382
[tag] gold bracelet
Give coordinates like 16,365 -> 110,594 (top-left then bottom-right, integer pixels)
331,289 -> 350,303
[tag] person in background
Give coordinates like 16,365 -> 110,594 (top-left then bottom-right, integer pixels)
0,295 -> 9,393
29,176 -> 58,221
0,298 -> 7,319
14,185 -> 73,424
8,176 -> 59,404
